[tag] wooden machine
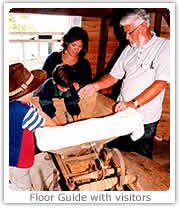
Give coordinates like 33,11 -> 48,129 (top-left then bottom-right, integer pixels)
49,141 -> 170,191
33,93 -> 170,191
50,144 -> 138,191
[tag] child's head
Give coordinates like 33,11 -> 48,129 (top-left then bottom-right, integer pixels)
9,63 -> 47,102
52,64 -> 75,92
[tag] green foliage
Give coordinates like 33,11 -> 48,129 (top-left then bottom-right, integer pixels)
9,14 -> 37,32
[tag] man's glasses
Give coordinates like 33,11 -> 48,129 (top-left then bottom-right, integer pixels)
125,22 -> 144,36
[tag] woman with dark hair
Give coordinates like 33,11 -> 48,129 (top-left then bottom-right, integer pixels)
42,26 -> 92,88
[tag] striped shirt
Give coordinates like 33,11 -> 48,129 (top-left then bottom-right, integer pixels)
9,101 -> 45,168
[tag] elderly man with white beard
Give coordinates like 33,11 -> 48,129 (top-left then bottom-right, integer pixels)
78,9 -> 170,159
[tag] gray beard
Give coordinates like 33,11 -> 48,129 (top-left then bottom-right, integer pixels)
130,35 -> 146,48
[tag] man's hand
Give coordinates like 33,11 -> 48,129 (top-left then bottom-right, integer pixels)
78,83 -> 98,98
114,101 -> 135,112
78,74 -> 118,98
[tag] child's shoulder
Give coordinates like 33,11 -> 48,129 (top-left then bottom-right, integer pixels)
10,100 -> 30,111
39,78 -> 55,93
9,101 -> 32,119
41,78 -> 54,87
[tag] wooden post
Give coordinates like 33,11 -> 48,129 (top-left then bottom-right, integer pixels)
96,18 -> 109,76
162,12 -> 170,27
154,12 -> 162,37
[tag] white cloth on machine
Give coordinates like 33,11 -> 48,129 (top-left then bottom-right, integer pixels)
35,107 -> 144,151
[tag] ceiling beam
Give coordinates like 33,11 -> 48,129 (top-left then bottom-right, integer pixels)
10,8 -> 170,29
9,8 -> 113,18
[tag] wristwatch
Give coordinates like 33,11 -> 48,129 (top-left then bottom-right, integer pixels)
132,99 -> 140,108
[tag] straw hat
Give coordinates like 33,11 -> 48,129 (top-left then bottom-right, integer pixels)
9,63 -> 47,102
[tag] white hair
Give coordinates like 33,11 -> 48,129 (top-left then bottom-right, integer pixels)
120,9 -> 150,27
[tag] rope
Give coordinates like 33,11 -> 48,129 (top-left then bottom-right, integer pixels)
90,142 -> 106,180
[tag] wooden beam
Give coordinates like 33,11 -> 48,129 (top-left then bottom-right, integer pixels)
146,8 -> 169,13
147,8 -> 170,28
96,18 -> 109,76
154,12 -> 162,37
9,8 -> 113,18
162,12 -> 170,27
9,8 -> 170,21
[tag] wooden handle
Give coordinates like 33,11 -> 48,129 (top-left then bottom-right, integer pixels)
124,174 -> 137,185
73,168 -> 115,182
77,176 -> 118,191
77,174 -> 137,191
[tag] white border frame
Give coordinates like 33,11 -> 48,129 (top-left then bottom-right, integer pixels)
4,2 -> 175,204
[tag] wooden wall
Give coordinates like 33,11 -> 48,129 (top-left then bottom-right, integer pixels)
82,13 -> 170,141
150,13 -> 170,140
82,17 -> 120,79
156,84 -> 170,141
82,17 -> 101,78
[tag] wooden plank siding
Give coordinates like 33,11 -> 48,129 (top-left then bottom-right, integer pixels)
150,14 -> 170,140
82,16 -> 101,79
156,84 -> 170,140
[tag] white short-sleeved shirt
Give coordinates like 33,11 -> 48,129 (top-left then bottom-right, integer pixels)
110,33 -> 170,124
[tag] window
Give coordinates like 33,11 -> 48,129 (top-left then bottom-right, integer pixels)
9,13 -> 81,70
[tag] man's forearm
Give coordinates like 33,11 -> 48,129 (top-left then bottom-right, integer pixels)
114,80 -> 168,112
93,74 -> 118,91
78,74 -> 118,98
132,80 -> 168,107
